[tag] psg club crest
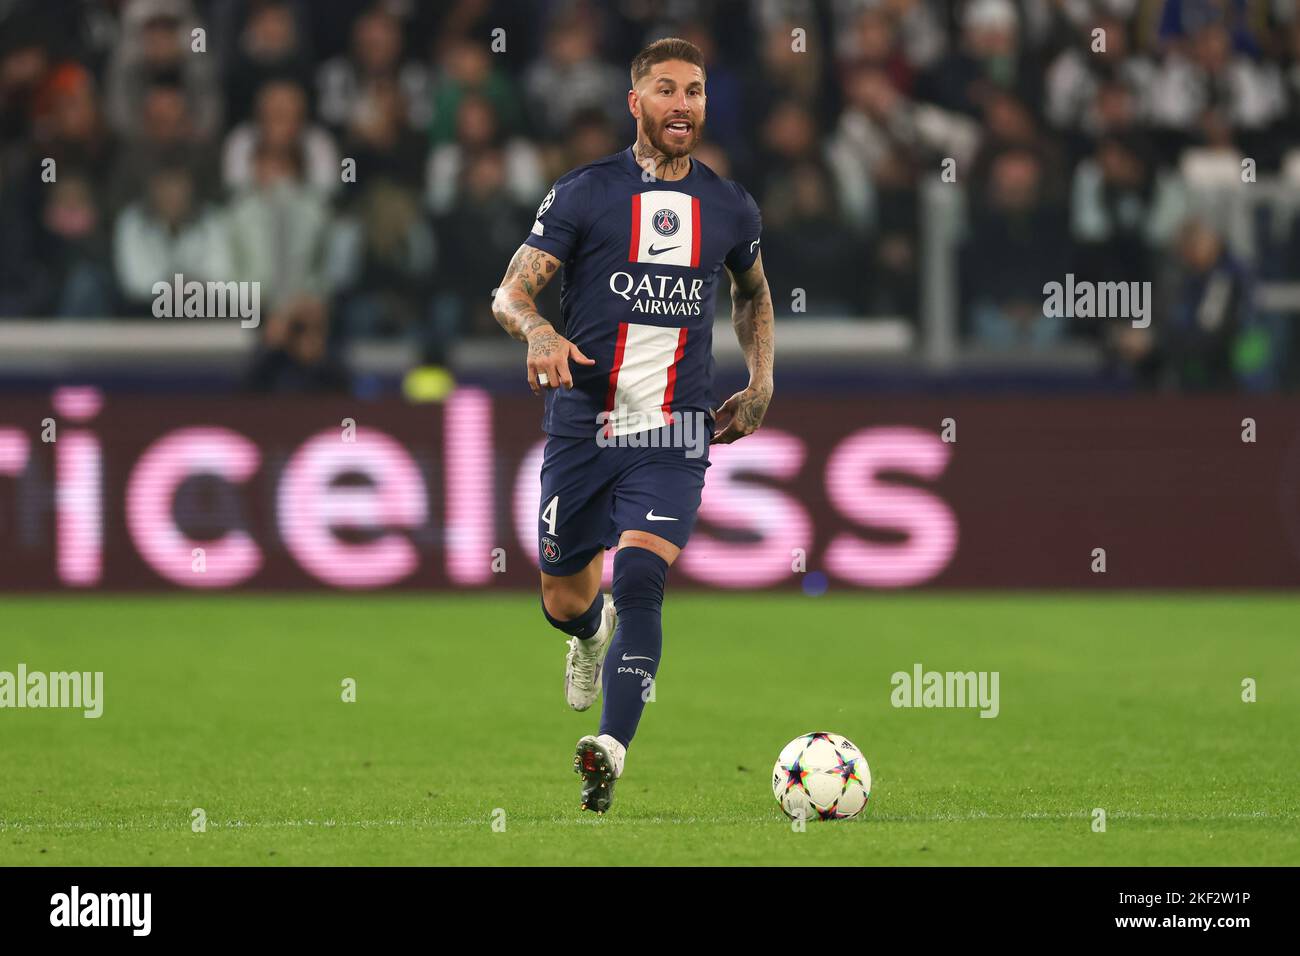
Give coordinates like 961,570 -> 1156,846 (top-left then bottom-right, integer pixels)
540,536 -> 562,563
652,208 -> 680,237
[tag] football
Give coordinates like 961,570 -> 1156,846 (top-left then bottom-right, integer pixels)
772,732 -> 871,821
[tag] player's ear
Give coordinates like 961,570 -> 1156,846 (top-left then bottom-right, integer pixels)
628,88 -> 639,119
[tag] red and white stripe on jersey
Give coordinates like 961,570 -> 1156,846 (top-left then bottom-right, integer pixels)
628,190 -> 700,268
603,321 -> 690,437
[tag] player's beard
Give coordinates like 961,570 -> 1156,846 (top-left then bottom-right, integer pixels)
642,111 -> 703,161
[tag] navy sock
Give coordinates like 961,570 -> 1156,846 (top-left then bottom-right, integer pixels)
541,590 -> 604,640
598,547 -> 669,748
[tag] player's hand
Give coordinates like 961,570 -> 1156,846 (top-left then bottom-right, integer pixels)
525,325 -> 595,394
711,381 -> 772,444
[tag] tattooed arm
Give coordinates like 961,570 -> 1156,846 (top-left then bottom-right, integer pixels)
713,253 -> 775,443
492,243 -> 595,395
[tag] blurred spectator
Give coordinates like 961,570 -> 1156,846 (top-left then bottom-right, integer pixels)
0,58 -> 119,297
1093,80 -> 1144,140
836,6 -> 919,95
316,5 -> 430,132
429,36 -> 524,145
104,0 -> 222,142
761,161 -> 861,316
1053,0 -> 1141,32
426,92 -> 542,216
1147,22 -> 1284,156
866,158 -> 921,318
919,0 -> 1045,119
832,0 -> 946,76
1044,15 -> 1156,139
223,79 -> 339,195
30,64 -> 116,180
1071,132 -> 1186,300
559,107 -> 621,172
433,147 -> 531,347
752,98 -> 827,217
113,163 -> 232,310
332,177 -> 437,359
0,23 -> 52,143
1178,106 -> 1247,186
693,141 -> 732,178
225,142 -> 335,311
341,76 -> 427,190
38,174 -> 117,316
963,148 -> 1070,348
108,74 -> 218,214
224,0 -> 315,127
742,17 -> 832,145
0,171 -> 116,317
1157,0 -> 1262,52
1274,19 -> 1300,168
1158,218 -> 1262,390
523,15 -> 627,141
827,62 -> 979,230
969,91 -> 1066,201
0,180 -> 38,315
246,294 -> 350,392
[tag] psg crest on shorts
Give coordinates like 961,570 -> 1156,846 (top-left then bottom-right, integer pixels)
652,208 -> 680,237
540,536 -> 562,563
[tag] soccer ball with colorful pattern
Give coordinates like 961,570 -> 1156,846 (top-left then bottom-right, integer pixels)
772,732 -> 871,820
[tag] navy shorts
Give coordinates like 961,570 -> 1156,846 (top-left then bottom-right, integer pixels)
536,422 -> 712,576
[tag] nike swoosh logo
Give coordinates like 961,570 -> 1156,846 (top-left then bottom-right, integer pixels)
645,510 -> 678,521
622,654 -> 654,662
647,244 -> 680,255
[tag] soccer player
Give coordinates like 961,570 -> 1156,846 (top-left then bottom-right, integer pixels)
491,37 -> 774,813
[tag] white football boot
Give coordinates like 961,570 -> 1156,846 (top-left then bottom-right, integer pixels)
574,733 -> 627,814
563,594 -> 616,711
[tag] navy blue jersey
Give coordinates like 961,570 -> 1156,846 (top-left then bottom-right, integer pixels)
523,147 -> 762,438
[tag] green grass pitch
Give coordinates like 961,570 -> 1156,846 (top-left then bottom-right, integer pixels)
2,593 -> 1296,866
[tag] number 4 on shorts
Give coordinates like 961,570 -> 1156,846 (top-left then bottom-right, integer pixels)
542,495 -> 559,535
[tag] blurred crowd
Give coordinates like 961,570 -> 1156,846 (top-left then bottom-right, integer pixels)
1,0 -> 1298,391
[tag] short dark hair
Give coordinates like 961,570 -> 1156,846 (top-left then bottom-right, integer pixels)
630,37 -> 706,87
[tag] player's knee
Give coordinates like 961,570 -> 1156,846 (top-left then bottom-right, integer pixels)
612,546 -> 669,613
539,582 -> 591,622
